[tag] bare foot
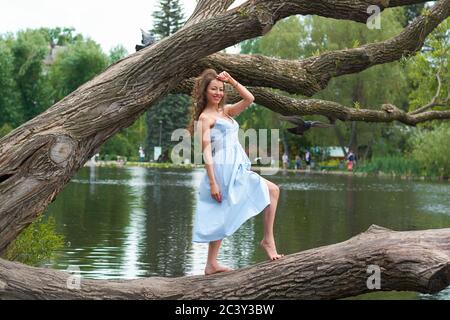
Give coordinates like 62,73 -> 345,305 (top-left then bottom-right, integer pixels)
260,239 -> 284,261
204,264 -> 233,276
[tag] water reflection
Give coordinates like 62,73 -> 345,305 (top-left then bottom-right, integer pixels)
43,167 -> 450,299
121,167 -> 148,279
186,169 -> 257,275
136,168 -> 194,277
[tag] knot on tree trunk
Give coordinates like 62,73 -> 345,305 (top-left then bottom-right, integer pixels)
49,135 -> 76,166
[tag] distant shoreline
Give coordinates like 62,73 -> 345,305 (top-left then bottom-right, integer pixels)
83,160 -> 448,182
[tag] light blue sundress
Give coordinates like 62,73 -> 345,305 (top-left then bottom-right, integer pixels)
192,115 -> 271,243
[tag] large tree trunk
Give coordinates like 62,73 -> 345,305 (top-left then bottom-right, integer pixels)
1,225 -> 450,299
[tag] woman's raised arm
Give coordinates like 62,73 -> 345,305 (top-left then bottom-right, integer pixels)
217,71 -> 254,118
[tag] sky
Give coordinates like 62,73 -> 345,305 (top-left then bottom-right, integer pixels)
0,0 -> 245,54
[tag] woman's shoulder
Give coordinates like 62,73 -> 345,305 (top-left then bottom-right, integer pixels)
199,112 -> 212,121
198,112 -> 215,127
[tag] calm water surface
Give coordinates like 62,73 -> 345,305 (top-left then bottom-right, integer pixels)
43,166 -> 450,299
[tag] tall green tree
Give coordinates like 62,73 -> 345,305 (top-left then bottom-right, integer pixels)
0,27 -> 84,136
109,44 -> 128,64
0,39 -> 23,130
48,39 -> 109,101
98,44 -> 141,160
306,9 -> 412,158
241,11 -> 412,160
406,17 -> 449,176
410,123 -> 450,177
11,29 -> 54,122
145,0 -> 189,161
407,17 -> 449,114
39,27 -> 83,47
151,0 -> 185,38
239,17 -> 309,158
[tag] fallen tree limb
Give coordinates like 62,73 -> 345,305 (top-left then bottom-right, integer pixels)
1,225 -> 449,300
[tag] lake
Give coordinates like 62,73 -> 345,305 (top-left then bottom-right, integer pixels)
43,166 -> 450,299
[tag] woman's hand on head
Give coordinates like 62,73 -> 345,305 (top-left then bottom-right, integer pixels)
210,182 -> 222,203
216,71 -> 232,84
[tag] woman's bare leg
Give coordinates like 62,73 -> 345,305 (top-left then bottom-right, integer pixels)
260,177 -> 283,260
204,240 -> 233,275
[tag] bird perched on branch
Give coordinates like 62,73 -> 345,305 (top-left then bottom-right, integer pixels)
278,115 -> 333,136
135,29 -> 156,52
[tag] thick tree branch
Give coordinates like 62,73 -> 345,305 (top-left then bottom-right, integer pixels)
248,0 -> 429,24
187,53 -> 322,96
301,0 -> 449,89
184,0 -> 236,28
186,0 -> 449,97
250,87 -> 450,126
175,79 -> 450,125
1,225 -> 450,299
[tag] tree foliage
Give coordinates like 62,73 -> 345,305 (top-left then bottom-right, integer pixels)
0,40 -> 22,128
145,0 -> 189,161
411,123 -> 450,177
3,216 -> 64,267
48,39 -> 109,101
240,10 -> 414,159
151,0 -> 185,38
10,29 -> 54,122
407,17 -> 449,112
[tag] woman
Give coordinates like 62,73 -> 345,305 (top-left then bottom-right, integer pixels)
188,69 -> 283,276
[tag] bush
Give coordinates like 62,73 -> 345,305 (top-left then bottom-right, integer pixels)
0,123 -> 13,138
3,216 -> 64,266
318,159 -> 343,170
410,124 -> 450,178
355,156 -> 421,177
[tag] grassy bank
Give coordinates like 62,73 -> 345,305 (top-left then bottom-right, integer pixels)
355,156 -> 450,180
355,156 -> 422,177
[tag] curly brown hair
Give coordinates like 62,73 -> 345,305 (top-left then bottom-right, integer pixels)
187,69 -> 227,135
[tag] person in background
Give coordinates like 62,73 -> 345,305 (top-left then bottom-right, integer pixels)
282,153 -> 289,170
295,155 -> 302,171
305,149 -> 311,169
347,150 -> 356,171
139,146 -> 145,162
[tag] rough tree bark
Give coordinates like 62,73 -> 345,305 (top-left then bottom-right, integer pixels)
185,0 -> 449,98
0,0 -> 449,300
175,0 -> 450,123
1,225 -> 450,299
176,81 -> 450,125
